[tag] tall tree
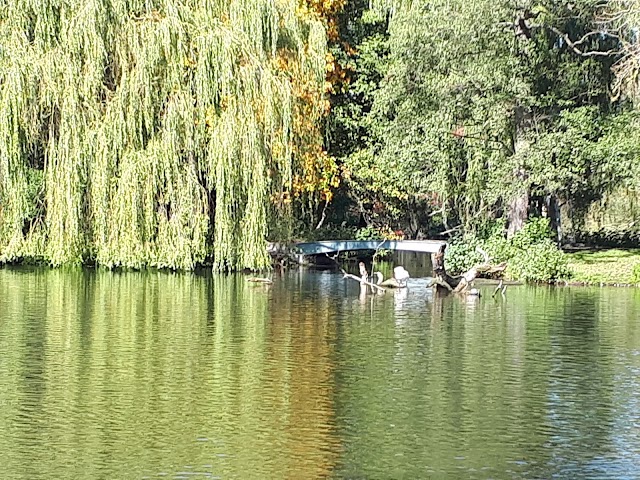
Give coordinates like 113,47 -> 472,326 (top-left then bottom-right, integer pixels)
329,0 -> 626,239
599,0 -> 640,100
0,0 -> 336,270
324,1 -> 393,231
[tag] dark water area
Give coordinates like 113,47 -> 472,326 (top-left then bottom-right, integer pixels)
0,261 -> 639,479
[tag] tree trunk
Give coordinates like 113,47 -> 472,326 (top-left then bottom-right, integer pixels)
507,105 -> 531,239
507,180 -> 529,238
431,245 -> 463,293
545,194 -> 561,244
430,244 -> 506,295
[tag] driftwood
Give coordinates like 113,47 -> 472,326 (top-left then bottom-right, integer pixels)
342,271 -> 387,292
430,245 -> 506,294
341,261 -> 411,292
341,269 -> 386,292
380,278 -> 403,288
492,280 -> 507,298
338,259 -> 412,293
341,262 -> 387,292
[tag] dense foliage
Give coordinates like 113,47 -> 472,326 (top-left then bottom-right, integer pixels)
319,0 -> 640,281
0,0 -> 336,270
446,218 -> 571,282
2,0 -> 640,276
327,0 -> 640,235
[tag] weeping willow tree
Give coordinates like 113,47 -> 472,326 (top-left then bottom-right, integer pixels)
0,0 -> 337,270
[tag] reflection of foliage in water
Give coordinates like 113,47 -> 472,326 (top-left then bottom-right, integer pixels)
1,269 -> 639,478
0,268 -> 340,478
333,283 -> 640,478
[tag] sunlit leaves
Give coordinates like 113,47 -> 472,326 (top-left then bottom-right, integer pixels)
0,0 -> 333,270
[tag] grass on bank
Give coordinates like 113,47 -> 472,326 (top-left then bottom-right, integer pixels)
566,248 -> 640,285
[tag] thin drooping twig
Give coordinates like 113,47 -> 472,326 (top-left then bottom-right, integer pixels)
370,239 -> 387,277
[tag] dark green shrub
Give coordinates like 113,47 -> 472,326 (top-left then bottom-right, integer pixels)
446,218 -> 570,282
444,236 -> 483,274
506,239 -> 571,282
575,228 -> 640,248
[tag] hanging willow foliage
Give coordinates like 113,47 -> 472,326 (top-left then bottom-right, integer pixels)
0,0 -> 334,270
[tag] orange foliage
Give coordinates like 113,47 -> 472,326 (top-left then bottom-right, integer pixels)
261,1 -> 349,211
324,51 -> 350,93
301,0 -> 351,92
289,75 -> 339,202
272,19 -> 341,207
302,0 -> 347,41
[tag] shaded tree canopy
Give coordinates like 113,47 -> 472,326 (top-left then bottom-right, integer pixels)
327,0 -> 640,241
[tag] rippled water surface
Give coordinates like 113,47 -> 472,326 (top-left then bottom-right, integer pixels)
1,265 -> 639,479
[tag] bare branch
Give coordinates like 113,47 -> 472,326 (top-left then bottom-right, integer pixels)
475,246 -> 491,264
571,30 -> 620,46
315,200 -> 329,230
440,225 -> 462,236
429,278 -> 454,292
341,269 -> 386,292
549,26 -> 623,57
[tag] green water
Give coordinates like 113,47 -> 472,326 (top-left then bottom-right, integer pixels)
0,266 -> 639,479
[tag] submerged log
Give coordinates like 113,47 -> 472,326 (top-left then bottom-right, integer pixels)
430,245 -> 506,295
342,271 -> 386,292
341,262 -> 387,292
341,261 -> 412,292
380,278 -> 402,288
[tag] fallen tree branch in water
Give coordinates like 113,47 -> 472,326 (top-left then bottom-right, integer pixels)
492,280 -> 507,298
429,277 -> 454,292
341,269 -> 387,292
431,244 -> 506,294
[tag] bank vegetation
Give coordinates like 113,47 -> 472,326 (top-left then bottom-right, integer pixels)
2,0 -> 640,282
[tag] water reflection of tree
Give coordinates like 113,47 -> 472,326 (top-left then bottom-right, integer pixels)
332,284 -> 640,478
0,268 -> 341,479
2,269 -> 639,478
539,288 -> 640,477
0,269 -> 50,478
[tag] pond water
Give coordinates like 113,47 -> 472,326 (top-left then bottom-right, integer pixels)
0,261 -> 639,479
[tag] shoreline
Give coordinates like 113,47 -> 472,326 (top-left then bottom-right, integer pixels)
2,247 -> 640,287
